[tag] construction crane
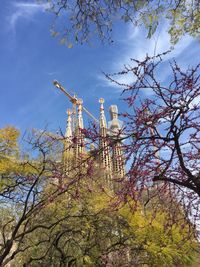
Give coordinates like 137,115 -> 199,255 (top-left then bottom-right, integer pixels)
53,80 -> 98,124
53,80 -> 120,138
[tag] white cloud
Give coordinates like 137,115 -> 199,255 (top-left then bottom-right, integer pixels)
100,21 -> 195,89
8,1 -> 50,31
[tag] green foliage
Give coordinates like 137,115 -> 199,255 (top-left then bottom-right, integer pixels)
43,0 -> 200,45
0,126 -> 198,266
13,184 -> 198,267
0,127 -> 41,194
0,126 -> 19,157
167,2 -> 200,43
119,201 -> 197,267
0,126 -> 20,192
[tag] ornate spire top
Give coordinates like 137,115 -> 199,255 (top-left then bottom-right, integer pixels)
99,98 -> 105,111
99,98 -> 105,104
109,105 -> 118,119
67,109 -> 72,119
108,105 -> 123,136
99,98 -> 107,128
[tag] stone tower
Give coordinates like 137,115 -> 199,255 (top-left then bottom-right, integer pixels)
108,105 -> 125,184
62,99 -> 125,191
74,99 -> 85,167
99,98 -> 112,186
63,109 -> 73,175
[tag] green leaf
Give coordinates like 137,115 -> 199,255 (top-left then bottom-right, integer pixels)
50,30 -> 59,37
67,43 -> 73,48
60,38 -> 66,45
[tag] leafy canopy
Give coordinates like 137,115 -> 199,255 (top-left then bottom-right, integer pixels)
43,0 -> 200,46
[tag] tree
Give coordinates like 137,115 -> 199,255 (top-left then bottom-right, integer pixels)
0,126 -> 20,196
0,127 -> 80,267
0,126 -> 19,156
0,118 -> 199,266
43,0 -> 200,45
0,125 -> 119,266
12,176 -> 198,267
100,53 -> 200,225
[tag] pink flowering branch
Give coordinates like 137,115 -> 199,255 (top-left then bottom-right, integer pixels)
104,52 -> 200,223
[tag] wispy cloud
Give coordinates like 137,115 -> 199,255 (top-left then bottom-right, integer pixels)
45,71 -> 59,76
8,1 -> 50,31
100,22 -> 195,89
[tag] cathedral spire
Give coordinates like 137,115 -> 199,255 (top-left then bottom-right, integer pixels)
108,105 -> 125,184
65,109 -> 72,138
77,98 -> 84,129
63,109 -> 73,175
75,98 -> 85,161
99,98 -> 107,128
99,98 -> 112,185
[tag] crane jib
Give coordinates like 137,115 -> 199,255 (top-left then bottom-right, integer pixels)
53,80 -> 99,123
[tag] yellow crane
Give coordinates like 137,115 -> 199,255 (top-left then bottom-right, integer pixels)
53,80 -> 99,125
53,80 -> 119,137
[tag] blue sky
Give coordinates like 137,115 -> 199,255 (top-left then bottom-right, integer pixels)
0,0 -> 199,135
